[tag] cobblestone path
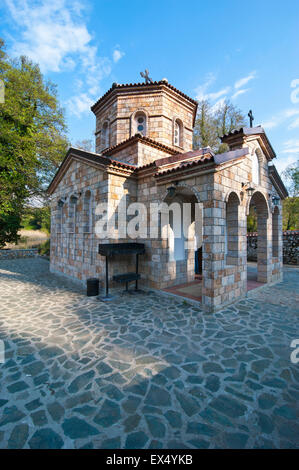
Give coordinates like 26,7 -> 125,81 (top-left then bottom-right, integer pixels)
0,258 -> 298,449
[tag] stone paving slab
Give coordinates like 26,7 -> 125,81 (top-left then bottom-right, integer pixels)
0,258 -> 298,449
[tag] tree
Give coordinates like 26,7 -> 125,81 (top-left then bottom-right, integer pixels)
247,206 -> 258,232
0,38 -> 69,247
21,206 -> 51,233
193,99 -> 246,153
193,100 -> 218,150
283,197 -> 299,230
215,101 -> 246,139
0,209 -> 22,248
74,139 -> 94,152
283,161 -> 299,197
282,160 -> 299,230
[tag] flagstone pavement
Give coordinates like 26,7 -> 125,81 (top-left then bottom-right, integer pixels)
0,258 -> 298,449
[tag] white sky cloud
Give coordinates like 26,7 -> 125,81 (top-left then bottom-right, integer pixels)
113,48 -> 125,63
262,108 -> 299,129
4,0 -> 123,116
288,116 -> 299,129
207,87 -> 231,101
281,139 -> 299,154
231,88 -> 249,100
275,154 -> 299,174
234,71 -> 256,89
5,0 -> 92,72
275,139 -> 299,174
66,93 -> 94,118
210,98 -> 226,114
195,71 -> 256,104
194,73 -> 216,101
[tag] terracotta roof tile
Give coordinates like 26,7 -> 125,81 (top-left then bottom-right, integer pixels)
91,80 -> 198,113
47,147 -> 136,194
221,126 -> 264,139
221,126 -> 276,160
154,147 -> 248,177
102,134 -> 179,157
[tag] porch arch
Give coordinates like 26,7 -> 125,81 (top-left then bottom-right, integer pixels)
225,191 -> 241,266
248,190 -> 271,283
157,183 -> 203,287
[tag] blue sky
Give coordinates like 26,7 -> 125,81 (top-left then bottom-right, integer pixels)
1,0 -> 299,173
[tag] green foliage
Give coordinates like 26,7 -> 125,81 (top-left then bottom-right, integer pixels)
283,197 -> 299,230
193,100 -> 218,150
282,161 -> 299,230
21,206 -> 51,233
0,211 -> 21,248
193,99 -> 246,153
282,160 -> 299,198
38,238 -> 50,256
247,206 -> 257,232
0,38 -> 68,246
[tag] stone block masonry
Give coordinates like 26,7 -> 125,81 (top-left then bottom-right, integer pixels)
48,81 -> 287,312
248,230 -> 299,265
0,249 -> 38,260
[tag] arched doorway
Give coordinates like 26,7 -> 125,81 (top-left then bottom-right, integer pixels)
160,185 -> 203,298
248,191 -> 270,283
226,192 -> 240,266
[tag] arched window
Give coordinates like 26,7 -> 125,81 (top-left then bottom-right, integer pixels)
57,199 -> 64,233
252,151 -> 260,185
173,119 -> 183,147
69,195 -> 78,233
226,192 -> 240,265
83,190 -> 92,233
102,121 -> 109,149
134,111 -> 147,136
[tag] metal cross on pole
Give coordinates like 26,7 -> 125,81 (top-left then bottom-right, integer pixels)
248,109 -> 254,128
140,69 -> 153,84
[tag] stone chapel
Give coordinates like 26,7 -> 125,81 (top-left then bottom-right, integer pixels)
48,79 -> 288,312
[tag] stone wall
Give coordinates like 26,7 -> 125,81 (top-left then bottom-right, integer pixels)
0,249 -> 38,260
104,139 -> 175,167
50,139 -> 284,310
50,82 -> 285,312
49,159 -> 108,283
248,230 -> 299,265
94,84 -> 195,153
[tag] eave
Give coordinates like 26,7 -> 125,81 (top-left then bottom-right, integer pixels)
47,147 -> 136,195
269,164 -> 289,199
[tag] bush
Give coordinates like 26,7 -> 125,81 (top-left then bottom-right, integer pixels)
38,239 -> 50,256
21,207 -> 51,234
0,212 -> 21,248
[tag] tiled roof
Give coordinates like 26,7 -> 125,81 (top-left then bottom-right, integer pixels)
48,146 -> 250,193
91,80 -> 198,113
155,155 -> 214,177
221,126 -> 276,160
47,147 -> 136,194
268,164 -> 288,199
154,147 -> 248,177
102,134 -> 180,157
221,126 -> 265,139
64,147 -> 136,170
154,148 -> 213,167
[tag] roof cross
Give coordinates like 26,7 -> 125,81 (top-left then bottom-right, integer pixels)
248,109 -> 254,128
140,69 -> 153,84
